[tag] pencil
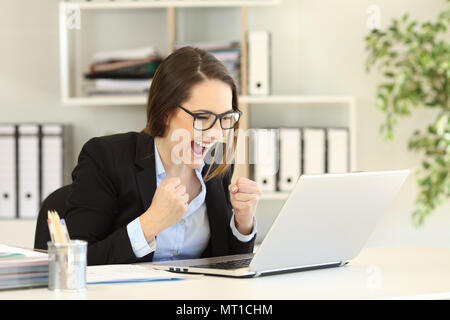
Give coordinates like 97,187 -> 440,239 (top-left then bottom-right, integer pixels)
60,218 -> 71,243
47,218 -> 55,243
47,211 -> 58,243
54,211 -> 66,244
49,210 -> 65,244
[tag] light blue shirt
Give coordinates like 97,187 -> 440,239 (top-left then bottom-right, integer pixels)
127,142 -> 257,261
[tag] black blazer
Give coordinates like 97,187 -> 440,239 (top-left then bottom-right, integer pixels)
65,131 -> 255,266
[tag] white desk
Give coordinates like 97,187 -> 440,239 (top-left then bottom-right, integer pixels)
1,246 -> 450,300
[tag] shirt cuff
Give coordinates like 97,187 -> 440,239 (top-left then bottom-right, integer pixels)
126,217 -> 156,258
230,211 -> 257,243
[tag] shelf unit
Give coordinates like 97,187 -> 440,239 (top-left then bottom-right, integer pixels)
58,0 -> 357,200
244,95 -> 356,201
59,0 -> 282,181
59,0 -> 280,106
243,94 -> 357,168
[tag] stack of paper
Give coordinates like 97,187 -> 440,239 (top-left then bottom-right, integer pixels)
83,46 -> 162,96
87,264 -> 183,284
0,244 -> 48,290
174,41 -> 241,90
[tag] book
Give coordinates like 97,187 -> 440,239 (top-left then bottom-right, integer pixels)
89,57 -> 160,74
0,244 -> 47,258
87,61 -> 161,78
174,41 -> 240,52
90,78 -> 152,91
84,46 -> 161,95
174,41 -> 241,90
0,245 -> 48,290
92,46 -> 160,63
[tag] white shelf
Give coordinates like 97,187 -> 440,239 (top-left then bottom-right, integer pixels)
239,95 -> 355,104
58,0 -> 357,176
62,95 -> 355,106
62,0 -> 281,9
62,95 -> 147,106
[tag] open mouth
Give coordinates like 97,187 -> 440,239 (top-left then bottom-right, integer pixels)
191,140 -> 213,159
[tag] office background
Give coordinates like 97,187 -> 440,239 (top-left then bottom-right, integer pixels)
0,0 -> 449,249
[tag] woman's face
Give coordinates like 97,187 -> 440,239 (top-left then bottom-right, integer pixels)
164,79 -> 234,170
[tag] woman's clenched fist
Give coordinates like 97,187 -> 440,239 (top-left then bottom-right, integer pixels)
139,177 -> 189,242
229,177 -> 261,235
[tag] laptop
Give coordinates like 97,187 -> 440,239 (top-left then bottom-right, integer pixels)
152,170 -> 410,278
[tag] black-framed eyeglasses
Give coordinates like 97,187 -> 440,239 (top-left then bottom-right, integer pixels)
177,105 -> 242,131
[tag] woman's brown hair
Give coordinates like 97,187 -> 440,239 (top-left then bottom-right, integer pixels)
142,46 -> 240,182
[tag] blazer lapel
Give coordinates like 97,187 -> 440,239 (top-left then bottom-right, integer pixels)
204,166 -> 229,257
135,132 -> 157,212
134,132 -> 229,257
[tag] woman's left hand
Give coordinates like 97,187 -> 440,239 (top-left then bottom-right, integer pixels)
228,177 -> 261,235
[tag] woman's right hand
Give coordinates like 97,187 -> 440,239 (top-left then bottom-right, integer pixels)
139,177 -> 188,242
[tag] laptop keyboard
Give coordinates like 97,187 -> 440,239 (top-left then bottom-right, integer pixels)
194,258 -> 252,270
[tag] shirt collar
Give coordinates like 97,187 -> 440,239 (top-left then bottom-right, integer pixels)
154,141 -> 205,179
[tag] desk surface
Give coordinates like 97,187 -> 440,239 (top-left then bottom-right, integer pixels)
1,246 -> 450,300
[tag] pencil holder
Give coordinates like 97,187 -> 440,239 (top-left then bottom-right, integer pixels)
47,240 -> 87,291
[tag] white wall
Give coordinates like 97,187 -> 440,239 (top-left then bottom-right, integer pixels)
247,0 -> 450,248
0,0 -> 449,249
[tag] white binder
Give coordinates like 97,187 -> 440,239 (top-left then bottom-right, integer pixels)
278,128 -> 301,191
303,128 -> 326,174
18,124 -> 40,219
327,128 -> 349,173
251,129 -> 278,192
0,125 -> 17,218
41,124 -> 64,201
248,31 -> 270,95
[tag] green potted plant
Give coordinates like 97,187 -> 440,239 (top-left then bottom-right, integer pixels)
365,1 -> 450,226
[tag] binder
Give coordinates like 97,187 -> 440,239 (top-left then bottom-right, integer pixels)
327,128 -> 349,173
17,124 -> 40,219
0,125 -> 17,218
302,128 -> 326,174
278,128 -> 301,191
41,124 -> 64,202
250,128 -> 278,192
248,31 -> 270,95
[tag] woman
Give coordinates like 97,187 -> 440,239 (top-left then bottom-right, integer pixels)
65,47 -> 261,266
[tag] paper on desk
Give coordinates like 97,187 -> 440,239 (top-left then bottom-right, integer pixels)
0,244 -> 47,258
86,264 -> 184,284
